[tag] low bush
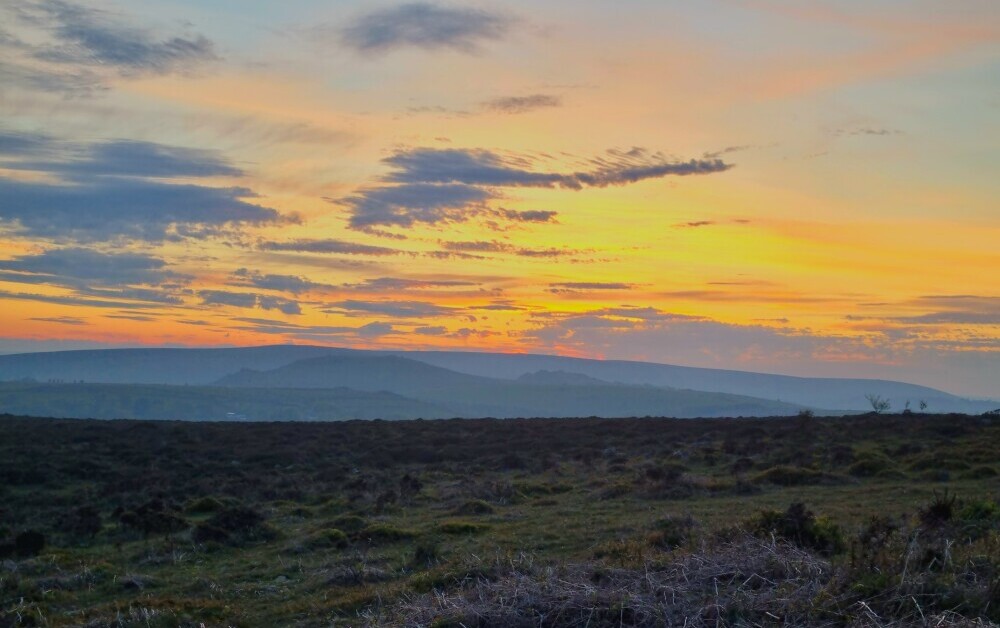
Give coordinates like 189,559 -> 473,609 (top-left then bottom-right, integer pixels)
330,514 -> 368,533
959,466 -> 997,479
747,502 -> 845,556
453,499 -> 495,516
358,523 -> 417,544
439,520 -> 489,535
184,496 -> 225,514
752,466 -> 831,486
648,514 -> 697,549
847,452 -> 893,477
307,528 -> 349,549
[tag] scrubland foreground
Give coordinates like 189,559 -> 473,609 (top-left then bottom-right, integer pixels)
0,413 -> 998,627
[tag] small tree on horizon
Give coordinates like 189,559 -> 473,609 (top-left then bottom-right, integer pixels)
865,393 -> 891,414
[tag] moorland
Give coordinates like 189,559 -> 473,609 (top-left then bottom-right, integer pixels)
1,412 -> 998,626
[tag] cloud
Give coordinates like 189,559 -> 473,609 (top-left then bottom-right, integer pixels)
548,282 -> 635,293
325,299 -> 455,318
343,277 -> 479,291
231,268 -> 326,295
336,147 -> 731,230
3,136 -> 242,179
0,178 -> 282,242
229,317 -> 394,339
0,288 -> 164,309
15,0 -> 216,73
413,325 -> 448,335
440,240 -> 580,258
257,295 -> 303,315
851,295 -> 1000,326
0,247 -> 185,287
340,182 -> 493,229
256,238 -> 403,256
28,315 -> 87,325
521,304 -> 1000,397
0,247 -> 189,306
495,208 -> 558,223
0,131 -> 238,175
337,3 -> 511,54
482,94 -> 561,114
2,0 -> 217,94
0,59 -> 104,96
833,127 -> 901,137
200,289 -> 301,315
0,134 -> 285,242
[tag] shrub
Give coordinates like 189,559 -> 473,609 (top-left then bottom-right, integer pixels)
59,505 -> 102,539
748,503 -> 845,556
410,539 -> 441,568
956,498 -> 1000,538
454,500 -> 495,516
191,523 -> 230,545
847,453 -> 893,477
643,461 -> 688,483
196,506 -> 275,546
439,521 -> 489,535
959,466 -> 997,479
118,500 -> 188,538
919,491 -> 956,527
752,465 -> 825,486
307,528 -> 349,549
330,514 -> 367,533
184,496 -> 225,514
648,514 -> 697,549
14,530 -> 46,557
908,455 -> 970,472
729,457 -> 754,475
919,469 -> 951,483
358,524 -> 417,544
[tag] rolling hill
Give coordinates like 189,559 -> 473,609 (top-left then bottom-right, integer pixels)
0,344 -> 993,417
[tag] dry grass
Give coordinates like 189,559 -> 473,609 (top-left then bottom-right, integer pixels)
369,528 -> 999,627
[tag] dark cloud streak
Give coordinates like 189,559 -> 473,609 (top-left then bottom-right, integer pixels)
337,3 -> 511,54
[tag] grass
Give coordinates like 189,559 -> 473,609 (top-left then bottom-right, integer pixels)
0,412 -> 997,626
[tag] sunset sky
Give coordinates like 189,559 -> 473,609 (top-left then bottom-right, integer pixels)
0,0 -> 997,396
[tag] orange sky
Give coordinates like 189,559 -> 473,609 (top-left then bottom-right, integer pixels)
0,0 -> 997,396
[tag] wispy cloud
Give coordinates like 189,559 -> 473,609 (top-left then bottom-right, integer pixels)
341,182 -> 493,230
440,240 -> 581,258
482,94 -> 561,114
548,282 -> 635,293
0,247 -> 186,288
0,133 -> 286,242
336,3 -> 512,54
199,289 -> 301,315
338,147 -> 732,230
256,238 -> 405,256
3,0 -> 217,94
324,299 -> 456,318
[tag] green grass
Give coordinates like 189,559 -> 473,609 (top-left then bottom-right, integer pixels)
0,412 -> 997,626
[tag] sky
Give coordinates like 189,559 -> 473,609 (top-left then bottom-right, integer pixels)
0,0 -> 997,397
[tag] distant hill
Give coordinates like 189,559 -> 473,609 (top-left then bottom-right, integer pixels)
0,344 -> 992,416
215,355 -> 491,396
516,370 -> 611,386
211,355 -> 806,419
0,381 -> 451,421
0,345 -> 348,385
391,351 -> 994,414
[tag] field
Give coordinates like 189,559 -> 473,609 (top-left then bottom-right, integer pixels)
1,412 -> 998,627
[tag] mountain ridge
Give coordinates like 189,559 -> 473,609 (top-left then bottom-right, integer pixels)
0,344 -> 992,414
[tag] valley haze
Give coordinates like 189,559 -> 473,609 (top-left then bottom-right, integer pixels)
0,345 -> 993,421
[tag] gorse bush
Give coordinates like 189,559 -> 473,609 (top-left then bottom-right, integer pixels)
648,514 -> 698,549
746,502 -> 846,556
